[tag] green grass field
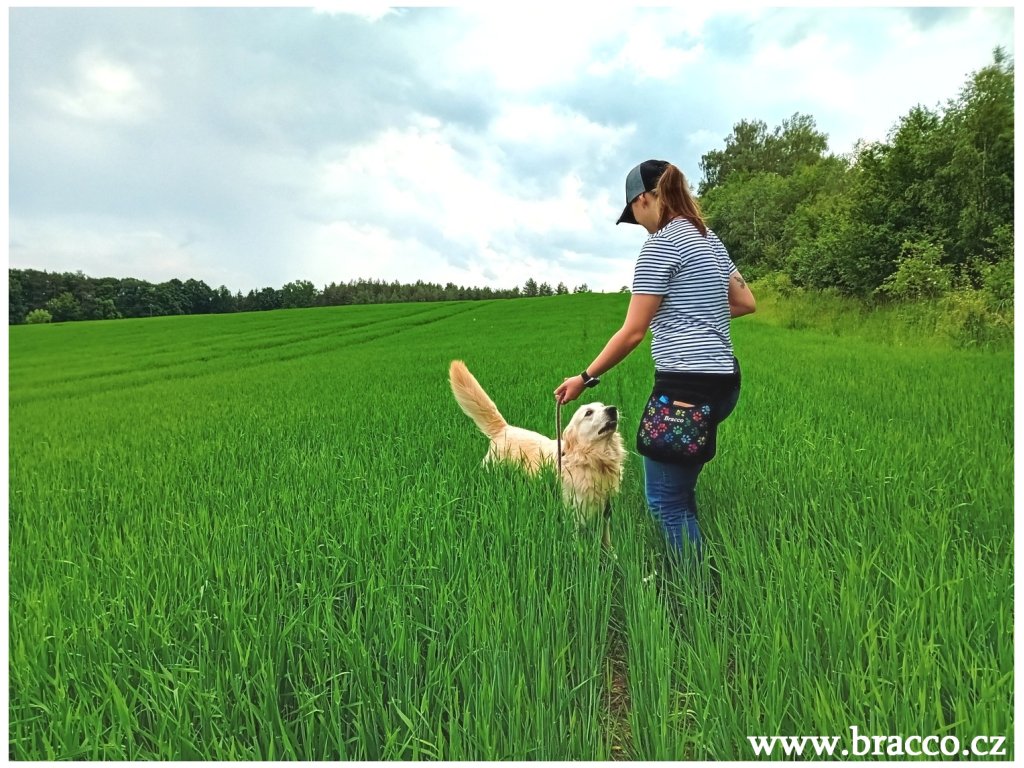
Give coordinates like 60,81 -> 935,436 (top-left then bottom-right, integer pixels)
8,294 -> 1013,760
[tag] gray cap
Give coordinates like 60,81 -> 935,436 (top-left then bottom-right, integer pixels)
616,159 -> 669,225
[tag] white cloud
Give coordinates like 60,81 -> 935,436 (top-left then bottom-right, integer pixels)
36,49 -> 158,124
686,128 -> 720,150
300,111 -> 642,290
490,103 -> 626,146
310,2 -> 397,22
447,7 -> 719,91
9,216 -> 245,289
487,102 -> 635,173
714,7 -> 1015,155
589,11 -> 711,79
8,6 -> 1014,294
447,6 -> 626,92
316,115 -> 602,246
300,219 -> 543,290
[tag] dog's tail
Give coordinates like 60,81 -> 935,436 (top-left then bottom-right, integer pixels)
449,360 -> 507,439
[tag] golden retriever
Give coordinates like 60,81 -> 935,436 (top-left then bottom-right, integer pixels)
448,360 -> 626,545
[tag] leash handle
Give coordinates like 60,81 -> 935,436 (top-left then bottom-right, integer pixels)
555,399 -> 562,475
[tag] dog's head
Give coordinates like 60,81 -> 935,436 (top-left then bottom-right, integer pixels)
562,402 -> 620,450
560,402 -> 626,507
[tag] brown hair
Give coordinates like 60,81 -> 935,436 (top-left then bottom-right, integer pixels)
654,164 -> 707,236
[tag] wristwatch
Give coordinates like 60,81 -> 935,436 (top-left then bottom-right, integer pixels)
580,370 -> 600,388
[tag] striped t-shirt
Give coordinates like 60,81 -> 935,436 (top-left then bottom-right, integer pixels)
631,217 -> 737,374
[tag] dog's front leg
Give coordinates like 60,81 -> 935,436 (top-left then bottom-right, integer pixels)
601,502 -> 613,551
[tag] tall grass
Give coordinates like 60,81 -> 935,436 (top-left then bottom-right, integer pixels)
8,294 -> 1013,759
751,276 -> 1014,350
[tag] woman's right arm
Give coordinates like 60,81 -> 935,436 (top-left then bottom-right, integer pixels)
729,271 -> 756,317
553,293 -> 662,404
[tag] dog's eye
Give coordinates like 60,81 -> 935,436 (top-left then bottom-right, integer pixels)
584,409 -> 594,417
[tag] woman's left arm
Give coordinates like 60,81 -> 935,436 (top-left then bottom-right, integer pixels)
555,293 -> 663,404
728,271 -> 756,317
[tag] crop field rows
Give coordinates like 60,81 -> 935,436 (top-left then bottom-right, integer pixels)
8,294 -> 1013,760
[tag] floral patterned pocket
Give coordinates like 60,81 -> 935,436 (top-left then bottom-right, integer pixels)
636,394 -> 715,464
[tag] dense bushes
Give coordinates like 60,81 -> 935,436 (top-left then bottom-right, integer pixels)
752,271 -> 1012,349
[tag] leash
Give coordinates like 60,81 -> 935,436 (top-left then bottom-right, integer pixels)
555,398 -> 562,475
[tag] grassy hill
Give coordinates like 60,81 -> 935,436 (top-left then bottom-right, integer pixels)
8,295 -> 1013,759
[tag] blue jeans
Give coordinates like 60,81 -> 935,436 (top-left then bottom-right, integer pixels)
643,386 -> 740,569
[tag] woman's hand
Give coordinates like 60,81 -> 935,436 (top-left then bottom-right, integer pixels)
554,375 -> 586,405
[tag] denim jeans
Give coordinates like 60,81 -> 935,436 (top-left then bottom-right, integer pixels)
643,386 -> 740,569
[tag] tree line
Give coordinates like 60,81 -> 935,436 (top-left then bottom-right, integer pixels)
9,271 -> 597,324
10,49 -> 1012,325
699,47 -> 1012,311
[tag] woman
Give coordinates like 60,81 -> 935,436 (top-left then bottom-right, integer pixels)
555,159 -> 755,571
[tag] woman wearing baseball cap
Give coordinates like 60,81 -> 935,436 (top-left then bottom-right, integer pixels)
555,160 -> 756,579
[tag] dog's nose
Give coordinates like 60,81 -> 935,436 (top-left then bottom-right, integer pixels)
606,406 -> 618,418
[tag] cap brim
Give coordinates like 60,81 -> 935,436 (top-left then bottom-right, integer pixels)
616,204 -> 637,225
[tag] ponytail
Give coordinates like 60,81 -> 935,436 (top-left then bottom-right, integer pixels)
655,164 -> 707,236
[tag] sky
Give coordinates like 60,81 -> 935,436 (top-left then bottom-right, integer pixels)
6,3 -> 1017,294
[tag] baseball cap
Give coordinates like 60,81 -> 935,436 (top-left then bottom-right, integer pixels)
616,159 -> 669,225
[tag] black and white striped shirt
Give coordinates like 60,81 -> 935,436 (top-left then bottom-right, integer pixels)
631,218 -> 737,374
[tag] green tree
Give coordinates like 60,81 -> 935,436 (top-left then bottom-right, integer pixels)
698,113 -> 829,194
45,292 -> 81,322
86,277 -> 121,320
155,280 -> 188,315
115,278 -> 156,317
522,278 -> 539,297
182,278 -> 215,314
254,287 -> 282,310
211,285 -> 236,313
92,299 -> 121,320
9,271 -> 27,324
784,158 -> 898,296
937,46 -> 1014,271
281,279 -> 317,308
699,118 -> 770,194
701,172 -> 789,276
792,49 -> 1015,297
703,156 -> 849,278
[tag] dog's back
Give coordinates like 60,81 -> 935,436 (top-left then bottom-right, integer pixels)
449,360 -> 556,472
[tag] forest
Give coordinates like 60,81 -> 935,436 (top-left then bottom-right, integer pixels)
10,49 -> 1012,328
699,48 -> 1013,307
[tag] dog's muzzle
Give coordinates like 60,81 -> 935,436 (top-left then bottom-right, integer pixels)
598,406 -> 619,435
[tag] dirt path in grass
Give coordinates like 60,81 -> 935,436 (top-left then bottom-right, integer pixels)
605,629 -> 633,760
